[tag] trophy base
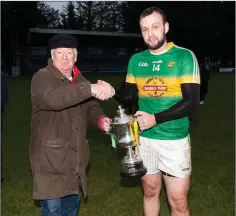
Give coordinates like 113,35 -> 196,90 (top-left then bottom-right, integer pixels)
120,161 -> 147,177
120,169 -> 147,177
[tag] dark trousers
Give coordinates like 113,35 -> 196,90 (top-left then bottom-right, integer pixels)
200,82 -> 209,101
40,194 -> 80,216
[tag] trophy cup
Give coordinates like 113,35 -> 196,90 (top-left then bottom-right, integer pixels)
110,105 -> 147,177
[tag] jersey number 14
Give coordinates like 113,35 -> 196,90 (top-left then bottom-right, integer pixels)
152,64 -> 160,71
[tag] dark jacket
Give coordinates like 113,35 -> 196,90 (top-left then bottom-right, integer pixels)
30,58 -> 105,200
200,62 -> 211,84
1,72 -> 8,113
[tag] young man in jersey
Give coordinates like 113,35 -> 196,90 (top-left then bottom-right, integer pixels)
113,6 -> 200,216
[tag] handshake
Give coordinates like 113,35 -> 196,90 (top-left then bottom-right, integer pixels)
91,80 -> 115,101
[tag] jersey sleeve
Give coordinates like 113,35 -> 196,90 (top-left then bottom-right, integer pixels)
180,50 -> 200,84
125,56 -> 136,84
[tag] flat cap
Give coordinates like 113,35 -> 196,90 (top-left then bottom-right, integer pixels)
48,34 -> 78,49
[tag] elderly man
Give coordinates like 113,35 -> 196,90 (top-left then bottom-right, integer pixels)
30,34 -> 115,216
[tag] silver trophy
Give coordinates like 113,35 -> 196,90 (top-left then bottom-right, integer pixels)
110,106 -> 147,177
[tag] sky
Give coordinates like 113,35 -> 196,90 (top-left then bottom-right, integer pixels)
46,1 -> 67,12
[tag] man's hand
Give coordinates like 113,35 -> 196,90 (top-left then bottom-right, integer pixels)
97,80 -> 115,95
101,117 -> 112,131
91,80 -> 115,100
134,111 -> 156,131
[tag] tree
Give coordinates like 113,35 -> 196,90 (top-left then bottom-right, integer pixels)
92,1 -> 110,31
74,1 -> 126,31
102,1 -> 125,32
75,1 -> 98,30
1,1 -> 40,74
95,1 -> 126,32
60,2 -> 78,29
1,1 -> 61,75
37,2 -> 61,28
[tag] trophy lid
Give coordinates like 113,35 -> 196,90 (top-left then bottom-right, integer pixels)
112,105 -> 132,124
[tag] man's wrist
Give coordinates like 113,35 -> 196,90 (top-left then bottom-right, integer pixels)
97,116 -> 107,131
152,114 -> 158,125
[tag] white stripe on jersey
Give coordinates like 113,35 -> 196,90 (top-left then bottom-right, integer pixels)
193,54 -> 200,83
191,53 -> 200,83
175,45 -> 200,83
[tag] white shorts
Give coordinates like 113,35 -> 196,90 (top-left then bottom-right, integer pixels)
139,136 -> 191,178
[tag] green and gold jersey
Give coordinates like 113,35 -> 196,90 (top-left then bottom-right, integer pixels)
126,42 -> 200,140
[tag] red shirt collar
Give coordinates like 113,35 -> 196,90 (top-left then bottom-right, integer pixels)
73,66 -> 81,76
72,66 -> 81,84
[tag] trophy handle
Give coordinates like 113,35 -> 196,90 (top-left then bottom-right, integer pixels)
133,119 -> 139,144
132,116 -> 143,134
133,118 -> 141,154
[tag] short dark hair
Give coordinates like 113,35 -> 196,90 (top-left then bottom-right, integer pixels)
139,7 -> 167,23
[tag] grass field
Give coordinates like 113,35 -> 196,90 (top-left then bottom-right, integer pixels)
1,72 -> 235,216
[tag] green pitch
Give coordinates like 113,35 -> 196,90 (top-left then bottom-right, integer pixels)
1,72 -> 234,216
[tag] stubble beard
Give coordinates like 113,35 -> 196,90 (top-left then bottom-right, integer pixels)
145,33 -> 166,51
